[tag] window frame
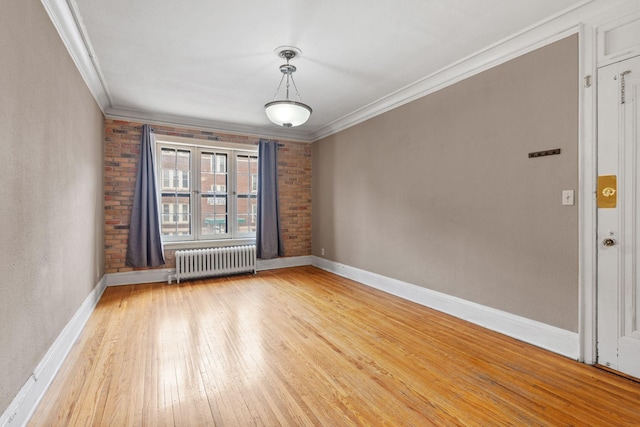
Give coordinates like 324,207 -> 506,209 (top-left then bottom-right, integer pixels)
155,136 -> 258,249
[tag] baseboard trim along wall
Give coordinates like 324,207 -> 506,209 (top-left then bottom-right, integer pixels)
257,255 -> 314,271
311,256 -> 580,360
105,256 -> 315,286
106,268 -> 175,286
0,276 -> 107,427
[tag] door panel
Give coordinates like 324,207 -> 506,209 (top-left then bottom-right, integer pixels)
597,55 -> 640,378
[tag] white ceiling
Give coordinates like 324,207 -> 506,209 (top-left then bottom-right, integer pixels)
63,0 -> 591,140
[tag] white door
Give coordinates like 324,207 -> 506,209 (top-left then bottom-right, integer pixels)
597,55 -> 640,378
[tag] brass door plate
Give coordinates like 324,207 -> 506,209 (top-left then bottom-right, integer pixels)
597,175 -> 617,208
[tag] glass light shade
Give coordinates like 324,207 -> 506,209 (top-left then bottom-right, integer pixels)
264,100 -> 312,128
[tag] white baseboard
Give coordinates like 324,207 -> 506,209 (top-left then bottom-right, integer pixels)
106,268 -> 174,286
0,276 -> 107,427
311,256 -> 579,360
257,255 -> 313,271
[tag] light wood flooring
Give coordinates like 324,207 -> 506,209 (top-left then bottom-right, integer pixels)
29,266 -> 640,426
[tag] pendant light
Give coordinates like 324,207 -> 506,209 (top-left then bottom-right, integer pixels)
264,47 -> 312,128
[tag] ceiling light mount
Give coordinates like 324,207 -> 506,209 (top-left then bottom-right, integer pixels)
275,46 -> 302,60
264,46 -> 312,128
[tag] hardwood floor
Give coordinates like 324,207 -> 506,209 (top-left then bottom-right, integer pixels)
29,266 -> 640,426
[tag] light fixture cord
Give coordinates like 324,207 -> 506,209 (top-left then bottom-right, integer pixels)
271,54 -> 304,102
289,74 -> 302,101
286,55 -> 303,101
272,73 -> 286,101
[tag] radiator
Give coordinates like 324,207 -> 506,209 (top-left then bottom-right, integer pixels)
173,245 -> 256,283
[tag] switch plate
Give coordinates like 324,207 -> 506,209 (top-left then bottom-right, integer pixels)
562,190 -> 574,206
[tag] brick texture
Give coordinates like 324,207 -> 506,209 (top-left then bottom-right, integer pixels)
104,119 -> 312,273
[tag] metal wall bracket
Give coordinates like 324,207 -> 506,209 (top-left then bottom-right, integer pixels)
528,148 -> 561,158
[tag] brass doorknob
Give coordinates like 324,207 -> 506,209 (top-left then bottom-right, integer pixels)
603,238 -> 616,247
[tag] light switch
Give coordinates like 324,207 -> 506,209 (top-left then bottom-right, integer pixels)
562,190 -> 574,206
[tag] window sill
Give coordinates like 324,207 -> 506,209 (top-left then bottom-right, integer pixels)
163,238 -> 256,251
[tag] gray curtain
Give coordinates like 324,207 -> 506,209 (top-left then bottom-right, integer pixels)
256,140 -> 284,259
126,125 -> 165,267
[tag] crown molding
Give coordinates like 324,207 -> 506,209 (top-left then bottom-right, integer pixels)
40,0 -> 110,113
106,107 -> 313,142
40,0 -> 313,141
308,0 -> 625,142
42,0 -> 631,144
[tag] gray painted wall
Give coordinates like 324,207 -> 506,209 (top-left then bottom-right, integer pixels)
312,35 -> 579,331
0,0 -> 105,415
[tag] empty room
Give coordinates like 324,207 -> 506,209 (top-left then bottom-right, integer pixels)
3,0 -> 640,425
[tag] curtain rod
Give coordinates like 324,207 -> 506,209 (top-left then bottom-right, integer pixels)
255,142 -> 285,147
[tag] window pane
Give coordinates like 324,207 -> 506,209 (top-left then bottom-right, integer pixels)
215,174 -> 227,191
237,213 -> 249,234
216,154 -> 227,173
160,194 -> 191,236
251,174 -> 258,194
201,195 -> 227,236
216,215 -> 227,233
161,149 -> 177,191
202,213 -> 227,235
201,152 -> 212,173
180,203 -> 189,222
249,197 -> 257,232
237,155 -> 249,194
181,170 -> 189,189
201,152 -> 227,195
161,197 -> 175,235
235,195 -> 257,234
237,177 -> 249,194
202,214 -> 220,235
176,194 -> 191,235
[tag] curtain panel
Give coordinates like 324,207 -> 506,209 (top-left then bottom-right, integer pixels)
256,140 -> 284,259
126,124 -> 165,267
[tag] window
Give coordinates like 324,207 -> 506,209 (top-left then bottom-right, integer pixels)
156,139 -> 258,243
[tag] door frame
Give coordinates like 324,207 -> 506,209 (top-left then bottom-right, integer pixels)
577,20 -> 598,365
579,3 -> 640,365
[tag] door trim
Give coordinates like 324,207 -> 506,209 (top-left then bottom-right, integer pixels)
579,1 -> 640,365
578,21 -> 598,365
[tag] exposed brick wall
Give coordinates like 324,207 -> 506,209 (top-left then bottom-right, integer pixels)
104,119 -> 312,273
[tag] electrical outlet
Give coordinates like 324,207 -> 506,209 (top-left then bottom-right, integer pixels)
321,248 -> 325,256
